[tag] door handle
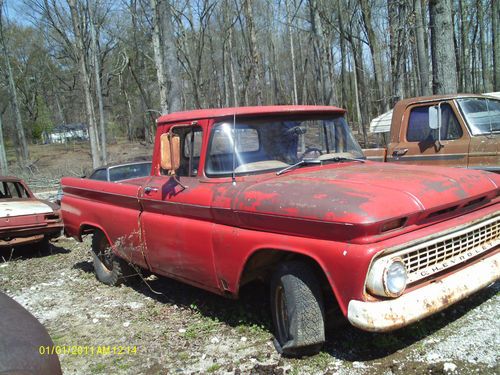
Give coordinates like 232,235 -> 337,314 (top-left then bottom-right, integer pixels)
392,148 -> 408,157
144,186 -> 158,194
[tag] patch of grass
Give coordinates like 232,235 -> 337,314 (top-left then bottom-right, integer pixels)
89,362 -> 107,374
183,318 -> 220,340
235,323 -> 269,339
112,357 -> 132,371
206,363 -> 222,373
299,351 -> 332,372
50,333 -> 67,346
176,351 -> 190,361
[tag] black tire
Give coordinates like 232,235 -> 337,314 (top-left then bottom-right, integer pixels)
91,231 -> 135,286
270,261 -> 325,357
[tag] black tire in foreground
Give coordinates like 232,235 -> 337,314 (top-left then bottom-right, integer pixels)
91,230 -> 136,286
270,261 -> 326,357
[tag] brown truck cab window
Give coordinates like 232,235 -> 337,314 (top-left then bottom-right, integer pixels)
407,104 -> 463,142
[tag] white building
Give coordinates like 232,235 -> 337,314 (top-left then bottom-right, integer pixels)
48,123 -> 89,144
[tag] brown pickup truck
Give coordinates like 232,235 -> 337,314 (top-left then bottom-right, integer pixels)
364,94 -> 500,172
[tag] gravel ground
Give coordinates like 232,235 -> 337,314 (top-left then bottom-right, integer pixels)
0,237 -> 498,375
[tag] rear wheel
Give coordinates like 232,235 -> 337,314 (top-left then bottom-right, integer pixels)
91,231 -> 135,286
270,261 -> 325,357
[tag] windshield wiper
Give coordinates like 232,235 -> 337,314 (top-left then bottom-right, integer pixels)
276,158 -> 321,176
320,156 -> 366,163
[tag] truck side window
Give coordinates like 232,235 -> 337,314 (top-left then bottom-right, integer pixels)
90,169 -> 108,181
170,126 -> 203,177
407,104 -> 462,142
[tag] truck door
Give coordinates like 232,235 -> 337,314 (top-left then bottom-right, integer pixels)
455,97 -> 500,171
138,124 -> 219,290
387,102 -> 470,168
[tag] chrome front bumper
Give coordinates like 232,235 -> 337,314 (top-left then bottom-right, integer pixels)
347,251 -> 500,332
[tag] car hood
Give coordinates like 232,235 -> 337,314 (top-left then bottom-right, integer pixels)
233,162 -> 499,226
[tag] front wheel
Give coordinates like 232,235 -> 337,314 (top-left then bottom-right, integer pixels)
270,261 -> 325,357
91,231 -> 135,286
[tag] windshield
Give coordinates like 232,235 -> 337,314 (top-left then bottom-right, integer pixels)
456,98 -> 500,135
205,115 -> 364,177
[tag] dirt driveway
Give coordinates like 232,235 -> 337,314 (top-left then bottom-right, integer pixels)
0,237 -> 498,374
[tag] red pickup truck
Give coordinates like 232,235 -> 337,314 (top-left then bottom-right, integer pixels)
61,106 -> 500,356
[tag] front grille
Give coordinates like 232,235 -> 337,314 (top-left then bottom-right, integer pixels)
393,216 -> 500,284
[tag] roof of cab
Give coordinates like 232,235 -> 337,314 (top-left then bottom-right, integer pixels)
394,93 -> 495,109
156,105 -> 346,124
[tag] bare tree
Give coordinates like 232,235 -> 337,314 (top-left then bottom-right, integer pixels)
493,0 -> 500,90
89,0 -> 106,164
0,109 -> 8,174
476,0 -> 489,91
414,0 -> 431,96
285,0 -> 298,105
0,0 -> 29,166
150,0 -> 182,114
429,0 -> 458,94
359,0 -> 386,110
309,0 -> 335,105
243,0 -> 264,105
68,0 -> 102,167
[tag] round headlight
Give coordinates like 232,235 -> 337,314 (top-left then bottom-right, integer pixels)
384,260 -> 407,297
366,257 -> 407,298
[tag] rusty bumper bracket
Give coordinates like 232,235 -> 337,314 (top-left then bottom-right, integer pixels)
347,251 -> 500,332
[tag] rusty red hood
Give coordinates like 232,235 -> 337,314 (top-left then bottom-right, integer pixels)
232,162 -> 499,231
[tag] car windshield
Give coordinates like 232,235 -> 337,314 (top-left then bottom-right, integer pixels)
456,98 -> 500,135
108,162 -> 152,182
205,115 -> 364,177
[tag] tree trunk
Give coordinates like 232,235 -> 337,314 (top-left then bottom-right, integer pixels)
451,6 -> 461,92
243,0 -> 263,105
414,0 -> 431,95
89,2 -> 107,164
0,0 -> 29,166
349,33 -> 369,146
429,0 -> 458,94
0,111 -> 8,175
150,0 -> 169,114
119,71 -> 134,141
477,0 -> 489,92
228,24 -> 238,106
337,0 -> 348,108
458,0 -> 470,91
359,0 -> 386,111
493,0 -> 500,90
68,0 -> 101,168
286,0 -> 298,105
309,0 -> 335,105
388,0 -> 406,106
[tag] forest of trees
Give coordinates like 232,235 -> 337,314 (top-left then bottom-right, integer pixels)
0,0 -> 498,170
